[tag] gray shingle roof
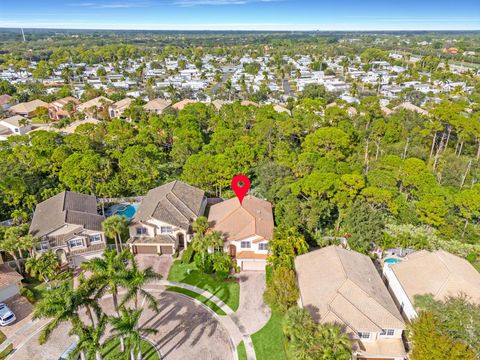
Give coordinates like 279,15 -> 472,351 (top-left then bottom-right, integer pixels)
134,181 -> 205,231
29,191 -> 104,237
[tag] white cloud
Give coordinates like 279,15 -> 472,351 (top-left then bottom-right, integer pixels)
69,1 -> 149,8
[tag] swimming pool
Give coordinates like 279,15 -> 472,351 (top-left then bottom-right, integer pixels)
384,257 -> 402,264
112,204 -> 139,220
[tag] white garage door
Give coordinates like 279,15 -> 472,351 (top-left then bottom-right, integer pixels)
241,260 -> 266,271
0,284 -> 19,302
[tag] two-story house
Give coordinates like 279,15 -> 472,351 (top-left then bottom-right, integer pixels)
207,195 -> 274,271
127,181 -> 207,255
9,99 -> 49,118
109,98 -> 132,118
48,96 -> 80,120
29,191 -> 107,268
295,246 -> 406,360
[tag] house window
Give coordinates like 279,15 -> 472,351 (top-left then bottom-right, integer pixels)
38,241 -> 49,251
69,238 -> 83,248
160,226 -> 173,234
380,329 -> 395,336
136,227 -> 147,236
358,332 -> 370,339
258,243 -> 268,251
240,241 -> 251,249
14,128 -> 18,133
89,234 -> 102,243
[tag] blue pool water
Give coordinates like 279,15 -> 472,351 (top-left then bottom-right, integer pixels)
384,258 -> 402,264
114,204 -> 139,220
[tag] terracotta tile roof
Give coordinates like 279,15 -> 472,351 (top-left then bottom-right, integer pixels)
77,96 -> 113,112
127,235 -> 176,245
0,264 -> 23,289
207,195 -> 274,242
29,191 -> 104,238
171,99 -> 196,110
134,181 -> 205,231
0,94 -> 12,107
295,246 -> 405,332
236,251 -> 268,260
390,250 -> 480,305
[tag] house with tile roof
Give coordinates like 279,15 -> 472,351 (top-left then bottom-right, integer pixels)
48,96 -> 80,120
109,97 -> 132,118
295,246 -> 406,360
207,195 -> 274,271
127,181 -> 207,255
0,115 -> 31,140
29,191 -> 106,268
383,250 -> 480,321
143,98 -> 172,114
9,99 -> 49,118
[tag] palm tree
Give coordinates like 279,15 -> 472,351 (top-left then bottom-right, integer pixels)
81,249 -> 130,315
108,307 -> 158,360
69,316 -> 107,360
0,226 -> 28,272
192,216 -> 208,235
102,215 -> 128,253
121,258 -> 162,311
25,251 -> 59,283
191,230 -> 224,270
316,323 -> 352,360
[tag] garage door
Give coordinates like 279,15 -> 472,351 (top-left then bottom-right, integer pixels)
241,260 -> 266,271
135,245 -> 158,254
160,246 -> 173,255
0,284 -> 19,302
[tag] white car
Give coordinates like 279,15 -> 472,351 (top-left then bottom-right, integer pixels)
0,303 -> 16,326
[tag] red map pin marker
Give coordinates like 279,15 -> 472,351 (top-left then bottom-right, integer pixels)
231,174 -> 250,205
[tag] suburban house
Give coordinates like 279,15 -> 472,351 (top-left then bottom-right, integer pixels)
0,264 -> 23,302
383,250 -> 480,321
171,99 -> 196,111
207,195 -> 274,271
0,115 -> 31,140
9,99 -> 49,118
77,96 -> 113,117
109,98 -> 132,118
48,96 -> 80,120
143,98 -> 172,114
29,191 -> 107,268
127,181 -> 207,255
295,246 -> 406,360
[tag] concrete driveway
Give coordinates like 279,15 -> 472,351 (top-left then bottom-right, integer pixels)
234,272 -> 271,334
10,288 -> 234,360
1,295 -> 33,339
136,254 -> 173,279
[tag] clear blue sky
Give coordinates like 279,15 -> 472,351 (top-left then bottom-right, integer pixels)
0,0 -> 479,31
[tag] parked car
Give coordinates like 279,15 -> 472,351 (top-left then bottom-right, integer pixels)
0,303 -> 16,326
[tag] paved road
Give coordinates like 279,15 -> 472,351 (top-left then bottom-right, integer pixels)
282,78 -> 292,96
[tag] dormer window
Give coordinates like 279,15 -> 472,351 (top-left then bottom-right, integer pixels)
69,238 -> 83,248
160,226 -> 173,234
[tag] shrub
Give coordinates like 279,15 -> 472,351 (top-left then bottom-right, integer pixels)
264,266 -> 299,313
181,246 -> 195,264
20,287 -> 35,303
466,252 -> 477,263
194,252 -> 214,274
212,252 -> 232,279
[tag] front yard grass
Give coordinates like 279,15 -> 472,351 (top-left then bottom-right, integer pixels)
168,260 -> 239,311
0,330 -> 6,345
166,286 -> 226,315
0,344 -> 12,360
251,310 -> 287,360
237,341 -> 247,360
102,338 -> 159,360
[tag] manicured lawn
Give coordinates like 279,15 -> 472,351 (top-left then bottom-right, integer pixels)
251,311 -> 287,360
166,286 -> 226,315
102,338 -> 160,360
168,260 -> 239,311
237,341 -> 247,360
0,330 -> 6,345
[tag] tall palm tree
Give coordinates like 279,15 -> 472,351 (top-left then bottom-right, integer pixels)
82,249 -> 130,316
121,258 -> 162,311
191,230 -> 224,270
69,316 -> 107,360
108,307 -> 158,360
0,226 -> 28,272
102,215 -> 128,253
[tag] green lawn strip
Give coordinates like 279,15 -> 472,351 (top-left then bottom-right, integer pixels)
251,311 -> 287,360
0,330 -> 6,345
0,344 -> 13,360
168,260 -> 239,311
166,286 -> 226,315
236,341 -> 247,360
102,338 -> 159,360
